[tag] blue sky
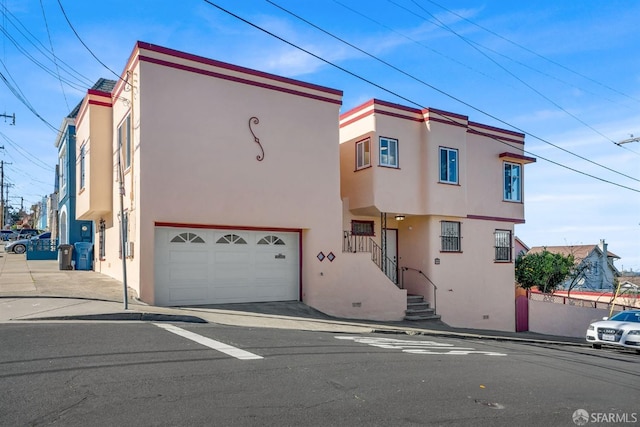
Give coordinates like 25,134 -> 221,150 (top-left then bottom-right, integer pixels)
1,0 -> 639,270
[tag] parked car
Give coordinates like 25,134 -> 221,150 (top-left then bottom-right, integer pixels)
5,232 -> 51,254
586,310 -> 640,353
10,228 -> 43,241
0,230 -> 17,241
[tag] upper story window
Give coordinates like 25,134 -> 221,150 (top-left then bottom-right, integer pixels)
59,143 -> 67,197
440,221 -> 461,252
351,220 -> 374,236
494,230 -> 512,262
79,144 -> 86,190
379,137 -> 398,168
504,162 -> 521,202
356,138 -> 371,170
118,114 -> 132,170
439,147 -> 458,184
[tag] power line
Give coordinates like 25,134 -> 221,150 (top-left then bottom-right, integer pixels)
56,0 -> 124,82
0,131 -> 54,171
0,3 -> 94,89
40,0 -> 70,111
420,0 -> 640,105
402,0 -> 620,146
265,0 -> 640,184
205,1 -> 638,193
0,69 -> 58,132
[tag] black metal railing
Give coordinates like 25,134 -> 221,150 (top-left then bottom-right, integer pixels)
343,231 -> 373,253
370,238 -> 398,285
401,267 -> 437,315
343,231 -> 398,286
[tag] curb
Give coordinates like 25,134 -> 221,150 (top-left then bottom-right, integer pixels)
23,312 -> 208,323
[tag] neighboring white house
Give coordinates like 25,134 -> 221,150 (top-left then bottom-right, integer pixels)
527,239 -> 620,291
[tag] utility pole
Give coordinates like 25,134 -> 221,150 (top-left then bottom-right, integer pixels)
0,113 -> 15,125
0,158 -> 8,228
3,183 -> 10,228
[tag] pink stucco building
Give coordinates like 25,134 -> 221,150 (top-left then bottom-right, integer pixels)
73,42 -> 535,331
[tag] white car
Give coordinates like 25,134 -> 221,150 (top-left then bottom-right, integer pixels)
586,310 -> 640,353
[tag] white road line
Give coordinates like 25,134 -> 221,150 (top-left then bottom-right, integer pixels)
154,323 -> 263,360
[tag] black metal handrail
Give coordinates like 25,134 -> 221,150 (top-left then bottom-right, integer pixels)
343,231 -> 398,286
370,239 -> 398,285
401,266 -> 437,315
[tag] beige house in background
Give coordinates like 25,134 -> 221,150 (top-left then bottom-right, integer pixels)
73,41 -> 535,332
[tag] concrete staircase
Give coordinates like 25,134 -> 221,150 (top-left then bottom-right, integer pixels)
405,294 -> 440,321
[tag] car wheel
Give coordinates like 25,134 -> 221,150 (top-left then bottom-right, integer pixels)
13,244 -> 26,254
592,344 -> 602,349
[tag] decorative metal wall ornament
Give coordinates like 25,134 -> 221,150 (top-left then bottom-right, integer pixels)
248,116 -> 265,161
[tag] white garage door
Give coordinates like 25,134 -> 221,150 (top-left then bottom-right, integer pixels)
154,227 -> 300,306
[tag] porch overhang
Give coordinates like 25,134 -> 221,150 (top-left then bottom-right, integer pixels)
499,152 -> 536,164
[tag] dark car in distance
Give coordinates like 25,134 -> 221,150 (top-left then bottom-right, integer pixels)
11,229 -> 42,241
0,230 -> 17,241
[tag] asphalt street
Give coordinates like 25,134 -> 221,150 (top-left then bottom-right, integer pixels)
1,322 -> 638,426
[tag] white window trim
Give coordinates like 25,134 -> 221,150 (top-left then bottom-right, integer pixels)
439,147 -> 458,184
356,138 -> 371,170
503,162 -> 522,202
379,137 -> 398,168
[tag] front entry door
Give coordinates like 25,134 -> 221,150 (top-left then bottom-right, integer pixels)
384,228 -> 398,283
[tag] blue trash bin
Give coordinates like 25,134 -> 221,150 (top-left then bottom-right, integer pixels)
74,242 -> 93,271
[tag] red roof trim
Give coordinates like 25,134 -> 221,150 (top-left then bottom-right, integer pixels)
469,121 -> 524,138
499,152 -> 536,163
468,128 -> 525,144
429,116 -> 467,128
423,107 -> 468,121
340,99 -> 375,120
340,109 -> 374,128
466,214 -> 525,224
87,89 -> 112,97
140,55 -> 342,106
88,100 -> 113,108
154,222 -> 303,233
137,41 -> 342,97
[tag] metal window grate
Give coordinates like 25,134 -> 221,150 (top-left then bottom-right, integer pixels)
441,221 -> 460,252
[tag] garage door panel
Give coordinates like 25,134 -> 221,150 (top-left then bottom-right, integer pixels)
214,251 -> 251,263
169,286 -> 208,303
155,227 -> 299,306
169,250 -> 208,263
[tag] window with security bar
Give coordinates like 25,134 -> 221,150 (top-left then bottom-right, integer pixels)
494,229 -> 512,262
441,221 -> 461,252
351,220 -> 375,236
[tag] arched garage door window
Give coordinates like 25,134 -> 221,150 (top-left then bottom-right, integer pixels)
170,232 -> 205,243
257,235 -> 285,245
216,234 -> 247,244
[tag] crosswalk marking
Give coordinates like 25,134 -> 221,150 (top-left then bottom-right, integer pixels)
336,336 -> 507,356
154,323 -> 263,360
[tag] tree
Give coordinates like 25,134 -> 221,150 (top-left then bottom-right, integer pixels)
515,249 -> 575,293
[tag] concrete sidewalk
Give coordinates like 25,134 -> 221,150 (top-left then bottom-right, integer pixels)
0,244 -> 587,346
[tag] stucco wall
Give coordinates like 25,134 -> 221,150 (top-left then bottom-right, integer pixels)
398,216 -> 516,331
529,300 -> 611,338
